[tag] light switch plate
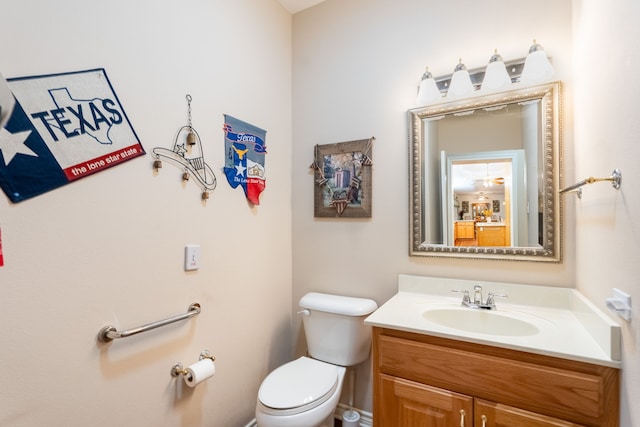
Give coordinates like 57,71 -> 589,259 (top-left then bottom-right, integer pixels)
184,245 -> 201,271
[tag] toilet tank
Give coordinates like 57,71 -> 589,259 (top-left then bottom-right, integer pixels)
299,292 -> 378,367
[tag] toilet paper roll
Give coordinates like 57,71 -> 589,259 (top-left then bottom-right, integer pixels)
184,358 -> 215,388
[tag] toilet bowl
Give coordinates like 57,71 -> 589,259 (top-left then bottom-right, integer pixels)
255,357 -> 346,427
255,292 -> 378,427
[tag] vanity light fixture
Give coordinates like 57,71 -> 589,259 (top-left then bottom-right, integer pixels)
520,40 -> 555,85
446,59 -> 475,99
480,50 -> 512,92
414,40 -> 554,106
416,67 -> 442,106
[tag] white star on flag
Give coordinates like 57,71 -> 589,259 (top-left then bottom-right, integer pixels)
235,163 -> 246,176
0,127 -> 37,166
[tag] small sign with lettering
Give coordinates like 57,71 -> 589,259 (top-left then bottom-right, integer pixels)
0,68 -> 144,202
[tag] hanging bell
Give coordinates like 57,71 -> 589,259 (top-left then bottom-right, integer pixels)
201,190 -> 209,200
187,129 -> 196,146
182,170 -> 190,181
153,158 -> 162,169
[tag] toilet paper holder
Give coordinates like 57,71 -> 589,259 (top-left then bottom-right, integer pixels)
171,350 -> 216,378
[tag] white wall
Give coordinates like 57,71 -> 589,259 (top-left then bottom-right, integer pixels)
4,1 -> 638,425
0,1 -> 293,426
292,0 -> 574,414
572,1 -> 640,425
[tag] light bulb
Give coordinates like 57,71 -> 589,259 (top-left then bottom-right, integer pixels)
520,40 -> 555,85
416,67 -> 442,106
481,50 -> 512,92
447,59 -> 475,99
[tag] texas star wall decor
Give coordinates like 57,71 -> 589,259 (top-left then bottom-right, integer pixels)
0,68 -> 144,202
222,115 -> 267,205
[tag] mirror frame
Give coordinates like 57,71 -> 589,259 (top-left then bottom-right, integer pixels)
408,81 -> 562,262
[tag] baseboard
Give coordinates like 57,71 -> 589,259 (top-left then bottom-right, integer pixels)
244,403 -> 372,427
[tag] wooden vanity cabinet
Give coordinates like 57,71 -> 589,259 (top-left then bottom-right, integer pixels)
474,399 -> 583,426
476,224 -> 507,246
454,221 -> 475,240
372,327 -> 619,427
379,374 -> 473,426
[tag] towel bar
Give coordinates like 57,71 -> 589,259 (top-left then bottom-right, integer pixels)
559,169 -> 621,198
98,302 -> 201,342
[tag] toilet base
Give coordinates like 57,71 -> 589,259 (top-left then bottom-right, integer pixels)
256,410 -> 337,427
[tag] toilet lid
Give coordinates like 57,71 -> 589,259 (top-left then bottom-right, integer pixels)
258,357 -> 339,410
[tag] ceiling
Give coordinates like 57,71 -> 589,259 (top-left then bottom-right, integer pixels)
451,161 -> 510,196
276,0 -> 326,14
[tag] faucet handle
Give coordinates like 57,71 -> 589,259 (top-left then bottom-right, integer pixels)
486,292 -> 508,306
451,289 -> 471,304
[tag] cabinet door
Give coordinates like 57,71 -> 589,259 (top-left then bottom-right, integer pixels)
476,226 -> 505,246
378,374 -> 472,427
475,399 -> 586,427
461,223 -> 474,238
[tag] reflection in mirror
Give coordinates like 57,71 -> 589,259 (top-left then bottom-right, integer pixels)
409,82 -> 562,262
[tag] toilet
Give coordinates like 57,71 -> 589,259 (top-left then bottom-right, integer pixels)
255,292 -> 378,427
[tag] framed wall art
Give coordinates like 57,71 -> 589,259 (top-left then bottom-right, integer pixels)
310,137 -> 373,218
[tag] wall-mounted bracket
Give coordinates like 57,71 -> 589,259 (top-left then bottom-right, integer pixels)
606,288 -> 632,321
559,169 -> 621,198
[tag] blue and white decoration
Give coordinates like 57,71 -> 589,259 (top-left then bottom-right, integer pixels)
0,68 -> 144,202
222,115 -> 267,205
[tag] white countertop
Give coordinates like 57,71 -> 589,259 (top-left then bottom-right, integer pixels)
476,222 -> 505,227
365,275 -> 621,368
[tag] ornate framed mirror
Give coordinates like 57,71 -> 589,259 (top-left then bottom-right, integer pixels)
408,82 -> 562,262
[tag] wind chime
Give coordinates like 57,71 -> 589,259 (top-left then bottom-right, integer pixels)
152,94 -> 217,200
310,137 -> 374,216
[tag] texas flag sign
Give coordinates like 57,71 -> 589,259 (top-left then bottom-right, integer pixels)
223,115 -> 267,205
0,68 -> 144,202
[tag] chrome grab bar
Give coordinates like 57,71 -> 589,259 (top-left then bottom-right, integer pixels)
98,302 -> 201,342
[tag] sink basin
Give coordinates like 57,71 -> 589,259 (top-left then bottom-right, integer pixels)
365,275 -> 622,365
423,307 -> 541,337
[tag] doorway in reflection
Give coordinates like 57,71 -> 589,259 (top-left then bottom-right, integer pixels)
443,150 -> 526,247
451,159 -> 512,247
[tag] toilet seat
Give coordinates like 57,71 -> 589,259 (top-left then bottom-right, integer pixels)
258,357 -> 339,416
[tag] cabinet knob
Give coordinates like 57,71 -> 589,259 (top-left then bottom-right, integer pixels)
481,414 -> 487,427
459,409 -> 465,427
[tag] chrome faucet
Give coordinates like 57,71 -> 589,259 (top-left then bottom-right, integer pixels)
452,285 -> 507,310
473,285 -> 483,305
